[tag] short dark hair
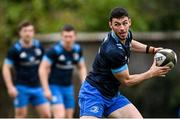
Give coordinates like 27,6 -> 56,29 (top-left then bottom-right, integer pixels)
61,24 -> 75,32
17,21 -> 33,32
109,7 -> 129,21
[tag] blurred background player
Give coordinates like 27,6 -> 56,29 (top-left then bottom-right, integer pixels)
39,24 -> 87,118
2,21 -> 51,118
78,7 -> 171,118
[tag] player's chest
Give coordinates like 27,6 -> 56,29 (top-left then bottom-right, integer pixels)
116,41 -> 131,55
55,51 -> 80,65
17,48 -> 42,62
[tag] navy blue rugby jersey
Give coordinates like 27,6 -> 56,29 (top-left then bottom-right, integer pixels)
4,39 -> 44,87
86,30 -> 133,98
43,42 -> 84,86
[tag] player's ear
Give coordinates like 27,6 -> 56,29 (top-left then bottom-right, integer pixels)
128,18 -> 131,27
109,21 -> 112,29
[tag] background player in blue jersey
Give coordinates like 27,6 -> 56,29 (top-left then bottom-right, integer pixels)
39,24 -> 87,118
2,21 -> 51,118
78,7 -> 171,118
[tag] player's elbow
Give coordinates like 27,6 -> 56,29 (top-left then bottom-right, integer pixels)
2,64 -> 6,73
120,78 -> 134,87
39,62 -> 51,77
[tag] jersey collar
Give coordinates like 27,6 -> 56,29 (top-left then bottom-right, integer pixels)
59,40 -> 73,52
111,30 -> 120,44
19,39 -> 34,48
111,30 -> 130,46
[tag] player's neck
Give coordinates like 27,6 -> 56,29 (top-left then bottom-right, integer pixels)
112,31 -> 126,45
20,39 -> 33,48
61,41 -> 73,51
120,39 -> 126,45
116,34 -> 126,45
64,45 -> 72,51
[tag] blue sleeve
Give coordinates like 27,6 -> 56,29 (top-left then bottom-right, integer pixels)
73,44 -> 85,64
78,46 -> 85,63
39,42 -> 45,60
111,64 -> 128,74
42,47 -> 57,64
4,58 -> 14,65
4,46 -> 18,65
105,49 -> 128,74
36,41 -> 44,60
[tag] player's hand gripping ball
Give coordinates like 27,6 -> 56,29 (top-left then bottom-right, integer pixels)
154,49 -> 177,69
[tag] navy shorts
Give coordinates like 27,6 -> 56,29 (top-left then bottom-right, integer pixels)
78,81 -> 131,117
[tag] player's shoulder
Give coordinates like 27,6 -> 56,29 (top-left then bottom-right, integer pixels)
32,39 -> 42,47
52,42 -> 63,54
105,46 -> 123,59
100,33 -> 116,52
73,43 -> 81,52
100,33 -> 124,58
11,41 -> 22,52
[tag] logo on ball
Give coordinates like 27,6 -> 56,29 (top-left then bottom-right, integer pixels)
154,49 -> 177,69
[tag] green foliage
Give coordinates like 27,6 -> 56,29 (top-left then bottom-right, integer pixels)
0,0 -> 180,63
0,0 -> 179,36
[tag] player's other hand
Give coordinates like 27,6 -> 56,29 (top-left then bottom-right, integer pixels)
149,59 -> 171,77
8,86 -> 18,98
44,89 -> 52,101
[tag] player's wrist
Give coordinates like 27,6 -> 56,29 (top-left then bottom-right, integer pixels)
43,87 -> 50,92
146,45 -> 156,54
147,69 -> 154,79
151,47 -> 156,54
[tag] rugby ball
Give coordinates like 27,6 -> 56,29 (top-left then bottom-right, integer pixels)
154,49 -> 177,69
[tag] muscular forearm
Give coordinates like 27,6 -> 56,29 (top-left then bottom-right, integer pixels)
131,40 -> 146,53
122,71 -> 152,86
77,61 -> 87,83
78,66 -> 87,83
115,61 -> 170,87
132,40 -> 155,54
39,65 -> 50,91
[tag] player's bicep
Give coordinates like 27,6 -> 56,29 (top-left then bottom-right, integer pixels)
76,60 -> 86,69
2,63 -> 13,72
42,55 -> 53,65
39,59 -> 52,74
41,55 -> 52,69
113,68 -> 130,85
2,63 -> 13,81
4,58 -> 14,66
76,46 -> 85,64
41,60 -> 52,67
131,39 -> 146,53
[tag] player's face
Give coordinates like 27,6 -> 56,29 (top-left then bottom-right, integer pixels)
61,31 -> 76,46
109,17 -> 131,40
19,25 -> 34,43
